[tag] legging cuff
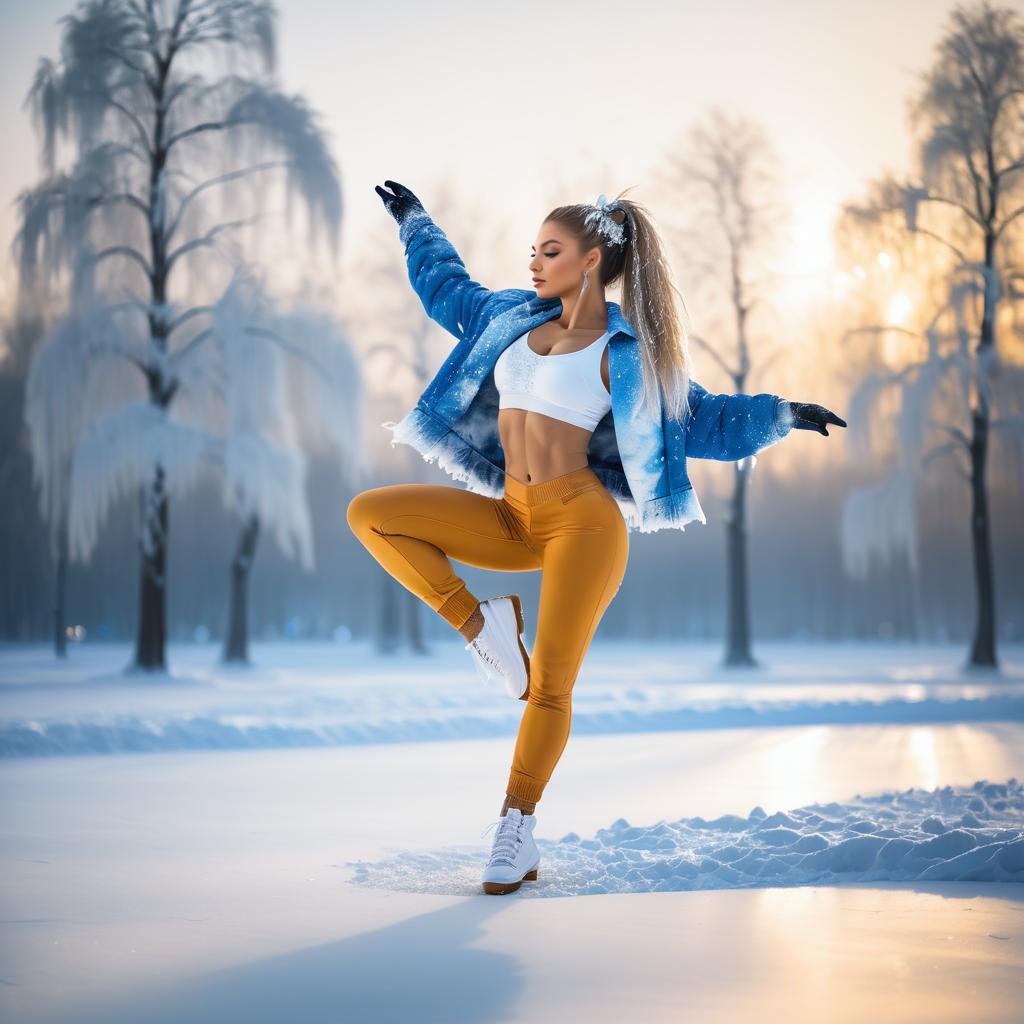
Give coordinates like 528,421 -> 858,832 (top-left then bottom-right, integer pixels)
437,585 -> 480,630
506,772 -> 546,805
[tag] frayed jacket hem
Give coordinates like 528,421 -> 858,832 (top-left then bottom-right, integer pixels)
625,486 -> 708,534
381,405 -> 506,497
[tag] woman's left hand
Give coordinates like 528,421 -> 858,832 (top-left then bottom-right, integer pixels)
786,401 -> 847,436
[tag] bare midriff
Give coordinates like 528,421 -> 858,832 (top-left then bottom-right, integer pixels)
498,323 -> 611,487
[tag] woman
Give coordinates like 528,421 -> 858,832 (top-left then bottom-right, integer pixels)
347,181 -> 845,895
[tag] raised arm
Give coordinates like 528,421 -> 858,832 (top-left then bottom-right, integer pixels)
376,180 -> 533,344
683,379 -> 796,460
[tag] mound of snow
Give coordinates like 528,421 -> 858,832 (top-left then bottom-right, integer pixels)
343,779 -> 1024,897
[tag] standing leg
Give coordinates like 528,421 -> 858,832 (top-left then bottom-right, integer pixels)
504,503 -> 629,809
346,484 -> 540,633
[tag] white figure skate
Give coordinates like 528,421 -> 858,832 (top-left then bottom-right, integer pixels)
464,594 -> 531,699
480,807 -> 540,895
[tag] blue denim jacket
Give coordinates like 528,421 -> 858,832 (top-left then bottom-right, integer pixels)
382,210 -> 794,533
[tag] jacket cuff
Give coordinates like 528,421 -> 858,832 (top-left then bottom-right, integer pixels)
398,209 -> 432,246
774,398 -> 796,438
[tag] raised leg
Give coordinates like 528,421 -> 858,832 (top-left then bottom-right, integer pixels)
346,484 -> 541,631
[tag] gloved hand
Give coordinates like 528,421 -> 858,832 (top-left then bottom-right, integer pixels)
785,401 -> 847,436
374,179 -> 427,226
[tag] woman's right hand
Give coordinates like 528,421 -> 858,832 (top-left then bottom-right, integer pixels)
374,180 -> 427,226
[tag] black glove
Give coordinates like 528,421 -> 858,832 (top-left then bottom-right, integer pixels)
374,179 -> 427,227
785,401 -> 847,436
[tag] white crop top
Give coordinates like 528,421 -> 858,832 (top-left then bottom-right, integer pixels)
493,328 -> 612,431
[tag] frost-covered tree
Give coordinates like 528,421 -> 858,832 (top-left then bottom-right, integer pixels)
22,282 -> 130,659
214,280 -> 366,663
0,292 -> 58,647
838,1 -> 1024,668
653,108 -> 792,669
163,269 -> 365,665
14,0 -> 344,670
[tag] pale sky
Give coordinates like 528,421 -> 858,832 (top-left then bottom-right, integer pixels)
2,0 -> 1020,316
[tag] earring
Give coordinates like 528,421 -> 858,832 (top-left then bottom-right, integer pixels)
568,270 -> 589,330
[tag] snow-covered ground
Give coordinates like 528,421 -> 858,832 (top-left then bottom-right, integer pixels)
1,641 -> 1022,1023
3,639 -> 1023,756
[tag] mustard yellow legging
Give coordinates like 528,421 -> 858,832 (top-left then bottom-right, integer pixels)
346,465 -> 629,805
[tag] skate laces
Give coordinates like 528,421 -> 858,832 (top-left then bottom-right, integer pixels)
464,604 -> 502,675
481,812 -> 526,866
465,636 -> 500,671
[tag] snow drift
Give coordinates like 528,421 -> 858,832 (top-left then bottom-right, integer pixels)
344,779 -> 1024,897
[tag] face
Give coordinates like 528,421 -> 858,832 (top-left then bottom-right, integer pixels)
529,220 -> 600,301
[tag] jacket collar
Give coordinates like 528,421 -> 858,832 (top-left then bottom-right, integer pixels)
524,294 -> 637,342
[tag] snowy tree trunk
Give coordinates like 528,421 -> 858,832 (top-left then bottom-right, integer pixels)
377,580 -> 401,654
968,406 -> 996,666
405,591 -> 428,655
135,466 -> 168,670
968,231 -> 998,668
53,519 -> 68,660
132,61 -> 173,673
223,515 -> 260,664
724,459 -> 757,667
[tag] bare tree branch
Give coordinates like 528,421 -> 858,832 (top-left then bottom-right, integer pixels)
166,159 -> 286,242
165,216 -> 260,272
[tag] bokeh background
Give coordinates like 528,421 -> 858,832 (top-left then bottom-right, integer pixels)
2,0 -> 1021,658
2,4 -> 1024,1020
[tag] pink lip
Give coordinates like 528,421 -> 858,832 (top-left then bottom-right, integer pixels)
533,279 -> 545,284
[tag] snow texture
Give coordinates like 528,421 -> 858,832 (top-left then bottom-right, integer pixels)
69,401 -> 219,561
344,779 -> 1024,897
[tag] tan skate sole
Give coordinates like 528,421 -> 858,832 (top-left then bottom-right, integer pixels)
482,866 -> 539,895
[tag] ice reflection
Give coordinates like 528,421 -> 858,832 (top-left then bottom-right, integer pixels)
909,727 -> 941,790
